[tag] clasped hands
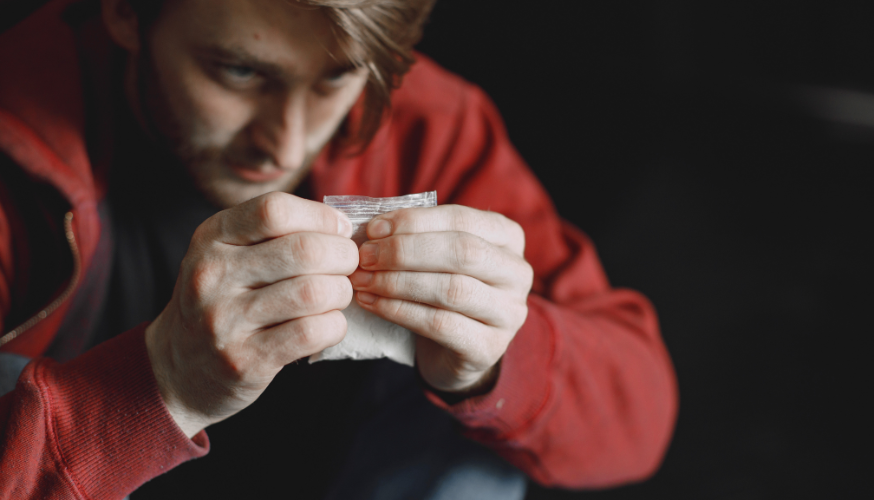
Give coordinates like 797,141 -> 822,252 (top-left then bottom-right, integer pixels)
145,192 -> 532,438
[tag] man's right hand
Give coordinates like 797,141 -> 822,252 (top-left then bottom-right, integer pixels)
144,192 -> 358,438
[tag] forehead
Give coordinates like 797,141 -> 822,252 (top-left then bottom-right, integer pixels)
157,0 -> 357,73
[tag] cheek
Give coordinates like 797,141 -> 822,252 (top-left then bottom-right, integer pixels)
307,77 -> 369,147
150,50 -> 253,148
179,71 -> 254,147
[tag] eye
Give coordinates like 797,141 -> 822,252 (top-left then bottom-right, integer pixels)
316,67 -> 364,95
221,64 -> 257,81
322,72 -> 350,89
328,70 -> 352,83
208,61 -> 263,90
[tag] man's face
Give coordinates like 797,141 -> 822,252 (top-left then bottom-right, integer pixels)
137,0 -> 369,207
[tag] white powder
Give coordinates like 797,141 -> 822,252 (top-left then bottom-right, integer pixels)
309,191 -> 437,367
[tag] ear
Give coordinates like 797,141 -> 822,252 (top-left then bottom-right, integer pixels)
102,0 -> 140,52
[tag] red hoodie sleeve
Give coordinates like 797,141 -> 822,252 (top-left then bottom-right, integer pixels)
405,77 -> 679,488
0,323 -> 209,500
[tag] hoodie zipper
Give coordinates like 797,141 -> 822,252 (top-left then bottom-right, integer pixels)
0,211 -> 81,348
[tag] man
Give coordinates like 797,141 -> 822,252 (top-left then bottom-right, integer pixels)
0,0 -> 678,498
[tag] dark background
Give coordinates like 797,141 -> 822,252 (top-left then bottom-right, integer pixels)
416,1 -> 871,499
3,0 -> 870,498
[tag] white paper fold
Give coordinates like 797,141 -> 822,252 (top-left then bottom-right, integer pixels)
308,191 -> 437,367
308,300 -> 416,366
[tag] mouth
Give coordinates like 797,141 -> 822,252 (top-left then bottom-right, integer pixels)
228,163 -> 288,183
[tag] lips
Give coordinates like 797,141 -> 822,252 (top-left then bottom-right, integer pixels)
229,163 -> 288,183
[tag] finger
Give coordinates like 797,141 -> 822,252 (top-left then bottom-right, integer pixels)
247,310 -> 347,367
358,231 -> 529,288
233,233 -> 359,287
355,294 -> 500,369
367,205 -> 525,255
241,275 -> 353,328
349,269 -> 517,328
200,192 -> 353,246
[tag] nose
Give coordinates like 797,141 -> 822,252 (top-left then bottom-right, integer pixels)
250,92 -> 308,171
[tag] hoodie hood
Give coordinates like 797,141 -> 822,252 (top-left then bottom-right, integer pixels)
0,0 -> 111,355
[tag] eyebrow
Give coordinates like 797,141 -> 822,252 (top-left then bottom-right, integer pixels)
195,44 -> 361,81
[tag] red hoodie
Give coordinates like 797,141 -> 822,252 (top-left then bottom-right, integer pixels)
0,1 -> 678,498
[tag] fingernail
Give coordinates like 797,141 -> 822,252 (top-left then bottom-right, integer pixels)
359,242 -> 379,267
338,216 -> 353,237
357,291 -> 377,305
369,219 -> 392,239
349,270 -> 373,288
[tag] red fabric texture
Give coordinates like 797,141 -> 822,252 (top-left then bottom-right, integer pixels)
0,324 -> 209,499
1,0 -> 678,497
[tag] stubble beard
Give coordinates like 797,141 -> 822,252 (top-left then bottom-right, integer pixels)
134,46 -> 319,209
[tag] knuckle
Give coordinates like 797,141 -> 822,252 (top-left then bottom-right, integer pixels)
520,261 -> 534,290
450,205 -> 469,230
239,295 -> 261,320
393,208 -> 419,232
485,341 -> 508,366
240,293 -> 274,326
338,281 -> 354,308
506,216 -> 524,241
499,298 -> 528,331
190,220 -> 212,247
453,233 -> 487,269
294,312 -> 345,351
444,274 -> 471,309
323,310 -> 348,346
384,297 -> 406,318
384,272 -> 404,297
337,240 -> 358,267
185,257 -> 221,301
341,238 -> 360,270
295,277 -> 327,310
399,237 -> 416,266
380,237 -> 405,267
509,219 -> 527,254
337,275 -> 354,299
291,233 -> 326,269
293,318 -> 318,351
453,205 -> 485,234
257,192 -> 289,234
428,308 -> 456,337
320,205 -> 341,232
198,304 -> 226,335
387,210 -> 408,230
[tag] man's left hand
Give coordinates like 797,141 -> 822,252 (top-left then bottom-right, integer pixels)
349,205 -> 533,396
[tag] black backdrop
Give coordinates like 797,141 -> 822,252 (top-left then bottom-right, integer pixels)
2,0 -> 870,498
415,1 -> 871,499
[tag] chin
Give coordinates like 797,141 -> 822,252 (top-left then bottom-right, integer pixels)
184,153 -> 317,209
195,173 -> 304,209
201,181 -> 274,209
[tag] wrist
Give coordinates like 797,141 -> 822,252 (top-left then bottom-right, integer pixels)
425,359 -> 502,405
145,320 -> 208,439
